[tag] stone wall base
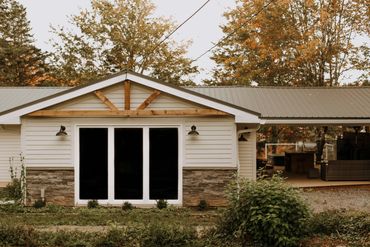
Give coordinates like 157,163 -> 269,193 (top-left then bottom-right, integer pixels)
183,168 -> 236,207
26,168 -> 74,206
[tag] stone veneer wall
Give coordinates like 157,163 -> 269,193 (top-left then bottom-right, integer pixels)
26,168 -> 74,206
183,168 -> 236,207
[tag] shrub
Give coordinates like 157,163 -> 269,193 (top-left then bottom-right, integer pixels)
142,223 -> 197,247
156,199 -> 168,209
218,175 -> 310,247
122,201 -> 134,211
307,209 -> 370,236
198,199 -> 209,211
87,199 -> 99,209
33,199 -> 46,209
0,224 -> 37,246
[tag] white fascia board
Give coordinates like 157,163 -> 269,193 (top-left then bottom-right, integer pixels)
127,73 -> 260,124
262,118 -> 370,125
0,117 -> 21,124
0,74 -> 128,124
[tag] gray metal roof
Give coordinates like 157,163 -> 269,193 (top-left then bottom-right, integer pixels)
1,84 -> 370,120
0,87 -> 68,114
187,87 -> 370,119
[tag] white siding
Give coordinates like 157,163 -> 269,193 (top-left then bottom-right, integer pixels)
21,117 -> 237,169
184,118 -> 237,168
0,125 -> 21,183
22,118 -> 73,167
238,130 -> 256,179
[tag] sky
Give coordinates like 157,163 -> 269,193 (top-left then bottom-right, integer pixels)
17,0 -> 237,84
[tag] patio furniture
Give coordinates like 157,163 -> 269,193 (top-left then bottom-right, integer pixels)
321,160 -> 370,181
285,152 -> 314,174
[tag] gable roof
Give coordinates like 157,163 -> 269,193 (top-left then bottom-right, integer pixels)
0,71 -> 260,124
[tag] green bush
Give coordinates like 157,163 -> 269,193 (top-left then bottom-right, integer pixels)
87,199 -> 99,209
0,224 -> 37,246
307,209 -> 370,236
218,175 -> 310,247
122,201 -> 134,211
142,223 -> 197,247
198,199 -> 209,211
33,199 -> 46,209
156,199 -> 168,209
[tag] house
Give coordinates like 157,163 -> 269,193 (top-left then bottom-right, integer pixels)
0,71 -> 370,207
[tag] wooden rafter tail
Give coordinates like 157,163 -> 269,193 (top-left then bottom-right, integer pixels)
93,90 -> 118,111
136,90 -> 161,110
27,109 -> 229,117
124,81 -> 131,110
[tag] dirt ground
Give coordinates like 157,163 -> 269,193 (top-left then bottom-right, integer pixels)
301,185 -> 370,213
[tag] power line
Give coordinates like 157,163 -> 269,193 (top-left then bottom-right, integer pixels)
137,0 -> 212,65
192,0 -> 275,62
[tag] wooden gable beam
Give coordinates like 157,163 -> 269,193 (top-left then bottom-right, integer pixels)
93,90 -> 118,111
124,81 -> 131,110
28,109 -> 229,117
137,90 -> 161,110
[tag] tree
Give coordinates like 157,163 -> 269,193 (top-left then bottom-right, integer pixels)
50,0 -> 198,86
209,0 -> 369,86
0,0 -> 50,86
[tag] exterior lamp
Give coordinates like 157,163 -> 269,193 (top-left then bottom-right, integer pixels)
238,134 -> 247,141
56,125 -> 68,136
188,125 -> 199,136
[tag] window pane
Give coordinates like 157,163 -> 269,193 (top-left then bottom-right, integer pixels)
114,128 -> 143,199
79,128 -> 108,199
149,128 -> 178,200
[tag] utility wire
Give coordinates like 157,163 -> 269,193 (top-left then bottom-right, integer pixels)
192,0 -> 276,62
137,0 -> 212,65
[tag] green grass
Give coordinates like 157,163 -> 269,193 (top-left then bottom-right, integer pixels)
0,205 -> 219,227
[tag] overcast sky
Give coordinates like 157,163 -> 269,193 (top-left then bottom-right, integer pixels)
17,0 -> 237,84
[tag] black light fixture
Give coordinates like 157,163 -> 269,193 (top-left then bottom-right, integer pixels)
188,125 -> 199,136
56,125 -> 67,136
238,134 -> 247,142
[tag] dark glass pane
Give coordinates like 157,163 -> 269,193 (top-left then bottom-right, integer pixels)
149,128 -> 178,200
79,128 -> 108,199
115,128 -> 143,199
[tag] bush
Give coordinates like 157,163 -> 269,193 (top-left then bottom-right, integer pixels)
0,224 -> 37,246
33,199 -> 46,208
307,209 -> 370,236
156,199 -> 168,209
198,199 -> 209,211
218,175 -> 310,247
122,201 -> 134,211
87,199 -> 99,209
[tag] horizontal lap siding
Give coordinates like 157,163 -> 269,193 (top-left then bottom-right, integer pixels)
22,118 -> 73,167
0,126 -> 21,182
185,118 -> 236,167
238,131 -> 256,179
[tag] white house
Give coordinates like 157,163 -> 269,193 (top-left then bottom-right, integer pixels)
0,71 -> 369,206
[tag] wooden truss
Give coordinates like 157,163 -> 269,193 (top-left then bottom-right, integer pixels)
28,81 -> 228,117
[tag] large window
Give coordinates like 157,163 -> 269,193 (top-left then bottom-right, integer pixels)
78,126 -> 179,204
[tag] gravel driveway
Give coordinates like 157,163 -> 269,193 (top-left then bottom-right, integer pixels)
300,185 -> 370,213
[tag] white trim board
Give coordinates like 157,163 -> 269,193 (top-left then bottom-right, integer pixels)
74,124 -> 183,206
0,72 -> 260,124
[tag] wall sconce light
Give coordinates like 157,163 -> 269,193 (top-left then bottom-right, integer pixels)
56,125 -> 68,136
188,125 -> 199,136
238,134 -> 247,142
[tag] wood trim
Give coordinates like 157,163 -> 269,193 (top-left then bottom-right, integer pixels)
28,109 -> 229,117
136,90 -> 161,110
124,81 -> 131,110
93,91 -> 118,111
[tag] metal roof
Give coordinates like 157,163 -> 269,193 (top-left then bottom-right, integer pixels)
1,82 -> 370,121
0,87 -> 68,114
187,87 -> 370,119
